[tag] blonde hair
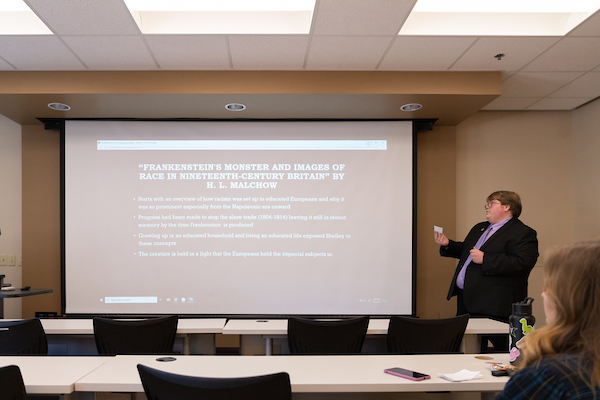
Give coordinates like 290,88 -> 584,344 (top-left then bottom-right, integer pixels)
487,191 -> 522,218
520,241 -> 600,387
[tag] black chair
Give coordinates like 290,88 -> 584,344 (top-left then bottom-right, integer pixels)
0,365 -> 27,400
93,315 -> 178,355
137,364 -> 291,400
387,314 -> 469,354
287,316 -> 369,354
0,319 -> 48,355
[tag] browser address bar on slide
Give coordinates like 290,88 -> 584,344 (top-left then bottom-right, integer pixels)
97,140 -> 387,151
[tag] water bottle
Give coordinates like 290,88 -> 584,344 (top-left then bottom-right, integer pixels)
509,297 -> 535,365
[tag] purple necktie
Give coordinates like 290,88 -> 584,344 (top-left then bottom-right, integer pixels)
456,225 -> 493,289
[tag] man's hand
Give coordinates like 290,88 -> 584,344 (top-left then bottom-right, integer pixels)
434,231 -> 449,246
470,247 -> 484,264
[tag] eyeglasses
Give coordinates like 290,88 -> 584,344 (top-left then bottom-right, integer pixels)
484,201 -> 502,209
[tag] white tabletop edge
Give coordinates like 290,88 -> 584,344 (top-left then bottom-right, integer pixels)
0,356 -> 112,394
75,354 -> 511,394
33,318 -> 228,335
221,318 -> 508,336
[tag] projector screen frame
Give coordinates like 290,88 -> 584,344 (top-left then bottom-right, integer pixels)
49,117 -> 434,319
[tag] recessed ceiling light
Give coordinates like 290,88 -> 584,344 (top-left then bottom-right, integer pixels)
411,0 -> 599,13
225,103 -> 247,112
401,103 -> 423,112
124,0 -> 315,12
0,0 -> 52,34
400,0 -> 600,36
48,102 -> 71,111
123,0 -> 316,34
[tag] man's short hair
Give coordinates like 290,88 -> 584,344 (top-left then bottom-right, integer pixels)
487,191 -> 522,218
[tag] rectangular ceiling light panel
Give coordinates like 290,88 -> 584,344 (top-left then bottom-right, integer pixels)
0,0 -> 52,34
401,0 -> 600,36
124,0 -> 316,34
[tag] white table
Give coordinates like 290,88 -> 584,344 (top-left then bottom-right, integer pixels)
75,353 -> 510,399
40,318 -> 227,334
0,274 -> 53,319
39,318 -> 227,355
222,318 -> 509,355
462,318 -> 511,353
0,356 -> 109,399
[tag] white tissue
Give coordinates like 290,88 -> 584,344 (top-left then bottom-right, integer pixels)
438,369 -> 483,382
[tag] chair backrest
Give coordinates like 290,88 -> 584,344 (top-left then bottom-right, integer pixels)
0,319 -> 48,355
137,364 -> 291,400
0,365 -> 27,400
93,315 -> 178,355
287,316 -> 369,354
387,314 -> 470,354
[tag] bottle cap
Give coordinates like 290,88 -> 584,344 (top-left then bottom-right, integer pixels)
512,297 -> 534,315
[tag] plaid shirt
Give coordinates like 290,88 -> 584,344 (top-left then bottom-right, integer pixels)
494,354 -> 600,400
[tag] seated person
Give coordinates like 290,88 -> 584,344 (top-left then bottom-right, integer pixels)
494,240 -> 600,399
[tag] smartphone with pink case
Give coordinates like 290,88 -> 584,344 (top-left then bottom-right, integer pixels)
384,367 -> 431,381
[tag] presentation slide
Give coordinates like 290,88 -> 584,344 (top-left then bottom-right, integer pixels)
63,120 -> 414,316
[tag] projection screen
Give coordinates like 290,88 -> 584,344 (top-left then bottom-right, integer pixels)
63,120 -> 415,317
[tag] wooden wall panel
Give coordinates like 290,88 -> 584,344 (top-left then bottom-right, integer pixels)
22,125 -> 61,317
416,125 -> 458,318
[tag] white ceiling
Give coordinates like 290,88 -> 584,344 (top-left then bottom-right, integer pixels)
1,0 -> 600,114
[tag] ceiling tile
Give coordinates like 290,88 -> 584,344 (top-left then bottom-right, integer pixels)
379,36 -> 476,70
481,97 -> 540,110
27,0 -> 139,35
306,36 -> 393,70
567,10 -> 600,36
0,57 -> 16,70
0,36 -> 85,70
62,36 -> 157,70
0,1 -> 598,115
523,37 -> 600,71
451,37 -> 560,71
527,97 -> 594,110
229,35 -> 309,70
500,71 -> 517,81
501,72 -> 584,97
312,0 -> 416,36
549,72 -> 600,97
145,35 -> 231,70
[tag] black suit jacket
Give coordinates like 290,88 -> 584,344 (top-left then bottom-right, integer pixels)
440,218 -> 539,320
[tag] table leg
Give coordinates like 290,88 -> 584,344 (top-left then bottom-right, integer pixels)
0,275 -> 4,319
183,335 -> 190,355
461,334 -> 481,354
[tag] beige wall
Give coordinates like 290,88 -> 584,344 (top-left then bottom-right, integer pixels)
454,110 -> 575,326
455,111 -> 574,245
573,99 -> 600,242
0,115 -> 22,318
22,125 -> 62,317
415,125 -> 458,318
415,109 -> 578,322
17,97 -> 600,319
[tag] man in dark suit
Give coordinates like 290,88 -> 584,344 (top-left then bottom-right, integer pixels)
434,191 -> 538,350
